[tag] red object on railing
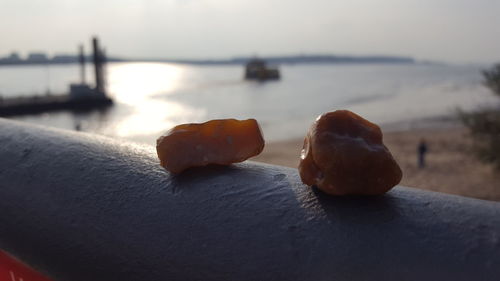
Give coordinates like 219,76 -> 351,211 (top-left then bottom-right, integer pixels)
0,250 -> 52,281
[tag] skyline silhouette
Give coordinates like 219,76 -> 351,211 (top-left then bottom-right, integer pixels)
1,0 -> 499,64
0,51 -> 416,66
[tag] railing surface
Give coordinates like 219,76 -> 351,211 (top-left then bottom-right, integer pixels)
0,118 -> 499,281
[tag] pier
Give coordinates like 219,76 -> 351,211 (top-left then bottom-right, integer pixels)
0,37 -> 113,117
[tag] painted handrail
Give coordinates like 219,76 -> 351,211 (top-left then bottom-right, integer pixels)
0,118 -> 499,281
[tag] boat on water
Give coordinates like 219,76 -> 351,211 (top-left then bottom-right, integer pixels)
244,59 -> 280,81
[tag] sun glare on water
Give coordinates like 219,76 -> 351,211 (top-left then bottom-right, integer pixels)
107,62 -> 204,138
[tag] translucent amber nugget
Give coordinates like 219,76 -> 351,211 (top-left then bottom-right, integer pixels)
299,110 -> 402,195
157,119 -> 265,174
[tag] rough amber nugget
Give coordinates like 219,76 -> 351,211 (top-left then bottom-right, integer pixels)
299,110 -> 402,195
156,119 -> 265,174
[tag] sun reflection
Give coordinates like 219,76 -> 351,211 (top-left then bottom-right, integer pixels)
106,63 -> 205,138
108,62 -> 183,104
113,99 -> 205,137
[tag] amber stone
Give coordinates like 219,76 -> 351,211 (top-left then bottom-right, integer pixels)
299,110 -> 402,195
157,119 -> 265,174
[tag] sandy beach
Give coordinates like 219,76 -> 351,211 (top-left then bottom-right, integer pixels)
252,126 -> 500,202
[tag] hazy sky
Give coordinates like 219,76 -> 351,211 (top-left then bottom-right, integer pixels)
1,0 -> 499,63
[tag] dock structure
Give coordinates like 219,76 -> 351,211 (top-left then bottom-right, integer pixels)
0,95 -> 112,116
92,37 -> 106,94
79,44 -> 86,85
0,37 -> 113,117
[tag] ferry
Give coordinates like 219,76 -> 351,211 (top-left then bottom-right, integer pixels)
244,59 -> 280,81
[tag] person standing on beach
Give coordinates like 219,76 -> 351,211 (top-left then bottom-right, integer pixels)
418,139 -> 428,168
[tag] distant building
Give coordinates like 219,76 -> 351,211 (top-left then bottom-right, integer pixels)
52,54 -> 78,63
27,52 -> 49,63
6,52 -> 21,62
0,52 -> 22,64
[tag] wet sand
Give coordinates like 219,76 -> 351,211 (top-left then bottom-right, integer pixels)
252,127 -> 500,201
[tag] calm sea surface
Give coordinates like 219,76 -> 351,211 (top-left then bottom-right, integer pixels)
0,62 -> 497,144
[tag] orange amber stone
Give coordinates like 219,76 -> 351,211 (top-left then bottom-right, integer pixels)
156,119 -> 265,174
299,110 -> 402,195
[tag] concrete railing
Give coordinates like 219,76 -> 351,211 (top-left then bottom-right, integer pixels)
0,118 -> 499,281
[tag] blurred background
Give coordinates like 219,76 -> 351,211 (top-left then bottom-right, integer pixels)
1,0 -> 499,199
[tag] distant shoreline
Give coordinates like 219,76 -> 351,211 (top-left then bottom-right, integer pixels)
0,54 -> 415,67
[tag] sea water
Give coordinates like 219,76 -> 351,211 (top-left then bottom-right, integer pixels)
0,62 -> 497,144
